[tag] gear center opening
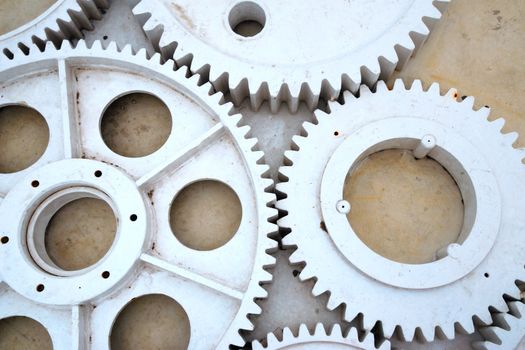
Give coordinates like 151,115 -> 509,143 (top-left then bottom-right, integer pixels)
343,148 -> 464,264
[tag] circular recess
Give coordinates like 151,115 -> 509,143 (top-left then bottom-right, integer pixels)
228,1 -> 266,37
100,93 -> 172,158
0,0 -> 56,35
0,316 -> 52,350
0,105 -> 49,173
344,149 -> 464,264
110,294 -> 190,350
170,180 -> 242,251
43,196 -> 117,272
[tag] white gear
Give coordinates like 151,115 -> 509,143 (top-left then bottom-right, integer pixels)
473,301 -> 525,350
252,323 -> 389,350
276,80 -> 525,342
0,0 -> 109,58
132,0 -> 448,113
0,40 -> 277,349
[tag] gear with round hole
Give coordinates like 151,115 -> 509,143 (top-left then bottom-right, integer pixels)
132,0 -> 449,113
276,80 -> 525,341
252,323 -> 389,350
0,40 -> 277,349
0,0 -> 109,59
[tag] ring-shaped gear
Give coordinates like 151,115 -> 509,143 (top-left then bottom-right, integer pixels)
473,301 -> 525,350
0,0 -> 109,58
252,323 -> 389,350
0,40 -> 277,349
132,0 -> 448,113
276,80 -> 525,341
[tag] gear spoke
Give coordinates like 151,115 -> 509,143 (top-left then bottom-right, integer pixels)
58,58 -> 80,159
136,122 -> 225,189
140,253 -> 244,300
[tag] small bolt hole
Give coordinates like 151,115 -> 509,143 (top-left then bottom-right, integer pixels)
36,284 -> 45,292
334,131 -> 339,136
0,236 -> 8,244
102,271 -> 110,279
31,180 -> 39,188
94,170 -> 102,177
484,272 -> 489,278
103,35 -> 108,40
130,214 -> 137,222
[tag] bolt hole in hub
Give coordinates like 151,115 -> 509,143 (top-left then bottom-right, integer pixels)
344,149 -> 464,264
170,180 -> 242,251
110,294 -> 190,350
29,187 -> 117,275
0,105 -> 49,173
101,93 -> 172,158
0,316 -> 52,350
228,1 -> 266,37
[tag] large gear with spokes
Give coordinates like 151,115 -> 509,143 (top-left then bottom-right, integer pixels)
276,80 -> 525,341
0,40 -> 277,349
0,0 -> 109,58
132,0 -> 448,112
252,323 -> 389,350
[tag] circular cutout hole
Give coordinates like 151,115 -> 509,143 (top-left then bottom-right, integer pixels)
170,180 -> 242,251
36,284 -> 44,292
41,195 -> 117,272
0,105 -> 49,173
129,214 -> 137,222
101,93 -> 172,158
110,294 -> 190,350
0,0 -> 56,35
1,236 -> 8,244
31,180 -> 40,188
344,149 -> 464,264
334,131 -> 339,136
102,271 -> 110,279
228,1 -> 266,37
484,272 -> 490,278
0,316 -> 52,350
94,170 -> 102,177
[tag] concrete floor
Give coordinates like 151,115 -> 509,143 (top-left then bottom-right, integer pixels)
0,0 -> 523,349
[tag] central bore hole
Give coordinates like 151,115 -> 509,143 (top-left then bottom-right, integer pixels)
344,149 -> 464,264
0,105 -> 49,174
101,93 -> 172,158
0,0 -> 56,35
228,1 -> 266,37
0,316 -> 52,350
170,180 -> 242,251
111,294 -> 190,350
44,197 -> 117,271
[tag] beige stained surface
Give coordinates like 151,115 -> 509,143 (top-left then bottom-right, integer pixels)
0,0 -> 56,35
0,0 -> 524,349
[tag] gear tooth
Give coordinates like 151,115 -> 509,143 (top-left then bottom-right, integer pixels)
311,279 -> 327,296
288,248 -> 304,264
251,340 -> 264,350
490,118 -> 506,132
282,326 -> 294,340
427,81 -> 441,95
382,322 -> 397,339
230,333 -> 245,347
375,80 -> 389,93
142,15 -> 160,32
419,325 -> 435,342
393,78 -> 407,91
361,315 -> 377,333
360,62 -> 381,87
44,40 -> 56,52
461,96 -> 476,109
314,323 -> 326,336
121,43 -> 134,55
238,125 -> 251,138
91,40 -> 104,51
299,264 -> 316,281
503,131 -> 519,146
330,324 -> 343,337
106,40 -> 119,51
136,47 -> 149,59
267,332 -> 279,347
298,324 -> 310,336
358,84 -> 373,96
479,326 -> 503,345
446,87 -> 459,99
471,341 -> 490,350
409,79 -> 424,91
341,70 -> 361,94
438,323 -> 455,340
402,327 -> 416,342
326,295 -> 342,311
302,121 -> 317,135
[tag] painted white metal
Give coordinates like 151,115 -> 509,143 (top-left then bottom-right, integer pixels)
252,323 -> 388,350
132,0 -> 449,112
276,80 -> 525,342
0,0 -> 109,58
0,41 -> 277,349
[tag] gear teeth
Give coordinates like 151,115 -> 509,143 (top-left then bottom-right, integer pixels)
358,84 -> 374,96
490,118 -> 506,132
375,80 -> 389,93
426,81 -> 441,95
299,264 -> 316,282
446,87 -> 459,99
326,294 -> 342,311
409,79 -> 424,91
311,279 -> 328,297
341,71 -> 361,95
437,323 -> 456,340
392,78 -> 407,91
288,248 -> 305,265
461,96 -> 476,109
298,323 -> 310,336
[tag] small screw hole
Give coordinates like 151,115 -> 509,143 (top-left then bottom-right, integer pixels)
94,170 -> 102,177
36,284 -> 45,292
1,236 -> 8,244
31,180 -> 39,187
102,271 -> 110,279
130,214 -> 137,222
103,35 -> 108,40
334,131 -> 339,136
484,273 -> 489,278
